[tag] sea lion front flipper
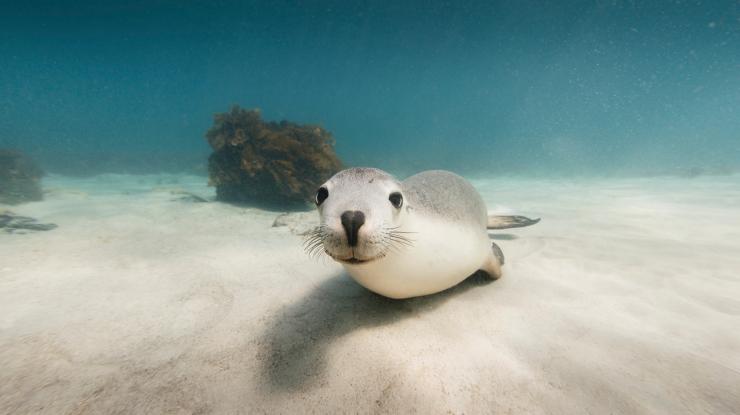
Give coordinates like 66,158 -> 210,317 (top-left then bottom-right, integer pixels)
480,242 -> 504,280
486,215 -> 540,230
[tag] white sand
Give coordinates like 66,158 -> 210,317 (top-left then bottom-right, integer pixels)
1,173 -> 739,414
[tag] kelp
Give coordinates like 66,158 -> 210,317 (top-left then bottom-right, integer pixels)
205,106 -> 343,208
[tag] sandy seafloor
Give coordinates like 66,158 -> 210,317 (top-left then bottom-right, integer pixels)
1,173 -> 739,414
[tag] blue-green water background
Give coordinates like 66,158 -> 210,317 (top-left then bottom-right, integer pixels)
1,1 -> 738,176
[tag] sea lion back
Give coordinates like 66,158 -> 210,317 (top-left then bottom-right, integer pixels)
401,170 -> 488,229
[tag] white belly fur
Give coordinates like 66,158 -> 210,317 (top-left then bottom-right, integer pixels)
343,215 -> 490,299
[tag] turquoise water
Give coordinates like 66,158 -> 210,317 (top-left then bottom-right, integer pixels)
1,1 -> 738,176
2,3 -> 740,411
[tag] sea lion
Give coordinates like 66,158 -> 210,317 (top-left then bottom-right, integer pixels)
305,168 -> 539,299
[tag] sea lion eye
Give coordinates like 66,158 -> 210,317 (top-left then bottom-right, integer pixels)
389,192 -> 403,209
316,187 -> 329,206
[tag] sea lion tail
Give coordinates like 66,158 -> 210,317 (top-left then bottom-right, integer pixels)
487,215 -> 540,230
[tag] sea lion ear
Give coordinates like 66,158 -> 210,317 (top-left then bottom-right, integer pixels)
388,192 -> 403,209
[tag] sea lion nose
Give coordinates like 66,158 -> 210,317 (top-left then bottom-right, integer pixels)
340,210 -> 365,247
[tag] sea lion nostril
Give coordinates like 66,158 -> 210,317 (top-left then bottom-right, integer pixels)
340,210 -> 365,247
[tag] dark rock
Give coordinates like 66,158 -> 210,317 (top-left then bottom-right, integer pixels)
0,211 -> 57,233
205,106 -> 343,208
172,191 -> 210,203
0,149 -> 44,205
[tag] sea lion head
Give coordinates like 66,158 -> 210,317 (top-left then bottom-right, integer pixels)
306,167 -> 411,265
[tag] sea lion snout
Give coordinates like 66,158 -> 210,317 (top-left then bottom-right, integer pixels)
340,210 -> 365,247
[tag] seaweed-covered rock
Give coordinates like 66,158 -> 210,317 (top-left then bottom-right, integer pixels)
205,106 -> 343,207
0,149 -> 44,205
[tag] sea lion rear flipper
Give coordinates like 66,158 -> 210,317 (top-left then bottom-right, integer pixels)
487,215 -> 540,230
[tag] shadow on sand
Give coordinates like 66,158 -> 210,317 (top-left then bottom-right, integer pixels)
489,233 -> 518,240
258,271 -> 495,392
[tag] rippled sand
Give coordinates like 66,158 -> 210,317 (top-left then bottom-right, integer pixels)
1,173 -> 739,414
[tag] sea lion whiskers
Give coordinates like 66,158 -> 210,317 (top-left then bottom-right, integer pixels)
380,222 -> 416,250
303,225 -> 329,259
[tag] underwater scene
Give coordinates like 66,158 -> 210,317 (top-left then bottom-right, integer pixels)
1,1 -> 739,413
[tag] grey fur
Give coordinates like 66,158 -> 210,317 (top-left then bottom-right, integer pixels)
329,167 -> 397,186
402,170 -> 488,228
323,169 -> 539,231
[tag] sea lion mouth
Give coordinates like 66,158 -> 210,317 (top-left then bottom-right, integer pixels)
336,255 -> 379,265
322,246 -> 383,265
